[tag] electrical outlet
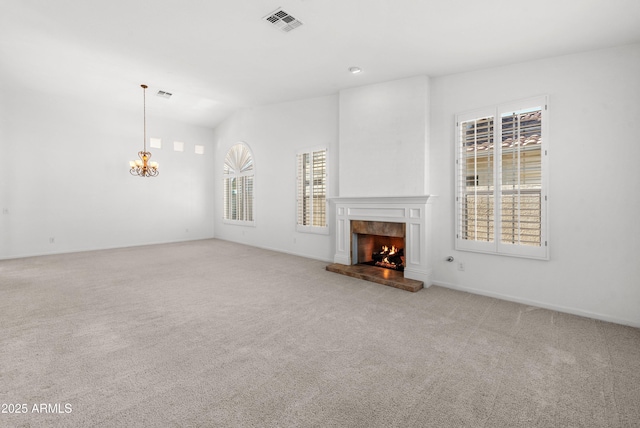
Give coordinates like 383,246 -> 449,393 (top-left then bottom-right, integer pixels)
49,237 -> 55,244
2,208 -> 8,215
457,262 -> 465,271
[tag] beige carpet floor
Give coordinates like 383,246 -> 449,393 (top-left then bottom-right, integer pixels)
0,239 -> 638,427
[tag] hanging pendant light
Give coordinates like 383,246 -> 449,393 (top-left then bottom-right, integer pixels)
129,84 -> 159,177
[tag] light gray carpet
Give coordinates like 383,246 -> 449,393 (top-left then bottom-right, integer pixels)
0,239 -> 638,427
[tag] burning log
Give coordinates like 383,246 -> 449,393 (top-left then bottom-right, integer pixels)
372,251 -> 386,263
372,245 -> 394,262
387,252 -> 403,266
372,245 -> 404,270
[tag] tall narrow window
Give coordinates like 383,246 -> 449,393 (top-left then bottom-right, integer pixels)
223,143 -> 254,224
297,148 -> 328,233
456,96 -> 548,259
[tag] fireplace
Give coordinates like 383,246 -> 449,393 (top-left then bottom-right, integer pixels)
352,220 -> 405,271
327,196 -> 433,292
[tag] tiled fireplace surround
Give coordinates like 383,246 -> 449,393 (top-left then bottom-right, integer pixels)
329,196 -> 433,290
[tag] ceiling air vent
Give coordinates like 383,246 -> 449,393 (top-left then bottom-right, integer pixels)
263,8 -> 303,32
157,90 -> 172,99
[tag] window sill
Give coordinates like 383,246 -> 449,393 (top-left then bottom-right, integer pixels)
455,241 -> 549,260
296,225 -> 329,235
223,219 -> 256,227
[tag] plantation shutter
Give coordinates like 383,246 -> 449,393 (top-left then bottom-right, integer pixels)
498,106 -> 543,249
457,115 -> 495,244
223,177 -> 235,220
223,143 -> 254,222
297,152 -> 310,225
297,149 -> 327,229
243,176 -> 254,222
311,150 -> 326,227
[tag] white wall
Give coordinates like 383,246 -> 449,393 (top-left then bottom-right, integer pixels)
212,95 -> 338,261
339,76 -> 430,197
0,84 -> 7,248
5,42 -> 637,326
0,82 -> 216,259
430,43 -> 640,326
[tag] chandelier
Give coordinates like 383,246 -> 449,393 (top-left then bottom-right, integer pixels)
129,84 -> 159,177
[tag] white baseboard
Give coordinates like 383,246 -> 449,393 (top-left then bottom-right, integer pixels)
0,236 -> 215,261
404,267 -> 433,287
215,238 -> 334,264
432,280 -> 640,328
333,254 -> 351,265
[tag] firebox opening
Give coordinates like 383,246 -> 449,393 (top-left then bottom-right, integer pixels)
350,220 -> 406,273
355,234 -> 405,271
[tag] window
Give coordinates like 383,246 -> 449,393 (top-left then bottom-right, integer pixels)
456,96 -> 548,259
223,143 -> 254,224
296,148 -> 328,233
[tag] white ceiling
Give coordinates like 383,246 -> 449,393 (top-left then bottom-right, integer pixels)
2,0 -> 640,129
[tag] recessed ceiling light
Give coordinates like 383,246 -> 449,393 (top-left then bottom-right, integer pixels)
349,67 -> 362,74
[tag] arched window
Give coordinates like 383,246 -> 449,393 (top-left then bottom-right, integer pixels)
223,143 -> 254,223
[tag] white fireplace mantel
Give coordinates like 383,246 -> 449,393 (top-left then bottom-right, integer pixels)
329,195 -> 434,286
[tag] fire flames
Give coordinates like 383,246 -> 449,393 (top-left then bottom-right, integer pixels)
373,245 -> 404,271
382,245 -> 397,261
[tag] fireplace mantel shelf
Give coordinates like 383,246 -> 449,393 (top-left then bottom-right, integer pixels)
329,195 -> 432,205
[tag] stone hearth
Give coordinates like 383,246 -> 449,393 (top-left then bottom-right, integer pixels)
326,263 -> 423,292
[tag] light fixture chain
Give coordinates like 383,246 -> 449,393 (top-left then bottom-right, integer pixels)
142,84 -> 147,152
